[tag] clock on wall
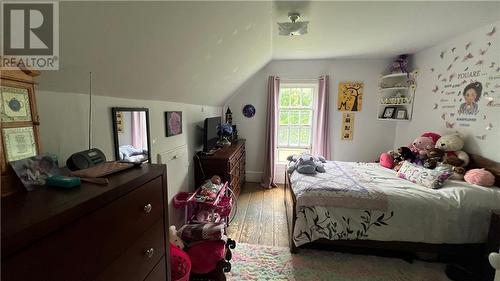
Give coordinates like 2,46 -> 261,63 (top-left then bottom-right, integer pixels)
242,104 -> 256,118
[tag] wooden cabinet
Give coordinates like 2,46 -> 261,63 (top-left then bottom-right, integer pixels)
1,164 -> 170,281
194,140 -> 245,198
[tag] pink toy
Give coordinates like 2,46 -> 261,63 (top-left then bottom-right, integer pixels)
421,132 -> 441,144
187,240 -> 226,274
464,169 -> 495,187
379,152 -> 394,169
411,136 -> 434,156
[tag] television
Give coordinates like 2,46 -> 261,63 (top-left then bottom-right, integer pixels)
203,116 -> 221,152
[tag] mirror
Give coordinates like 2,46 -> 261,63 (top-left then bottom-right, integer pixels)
112,107 -> 151,163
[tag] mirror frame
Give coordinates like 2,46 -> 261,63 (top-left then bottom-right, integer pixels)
111,107 -> 152,162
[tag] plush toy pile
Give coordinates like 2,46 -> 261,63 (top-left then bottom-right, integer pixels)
379,132 -> 495,187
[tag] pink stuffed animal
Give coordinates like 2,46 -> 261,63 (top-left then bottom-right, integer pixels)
411,136 -> 434,157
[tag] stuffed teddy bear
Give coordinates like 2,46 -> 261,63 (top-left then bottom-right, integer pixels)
435,134 -> 469,166
423,147 -> 445,169
169,225 -> 185,249
435,134 -> 469,180
379,147 -> 415,170
287,154 -> 326,174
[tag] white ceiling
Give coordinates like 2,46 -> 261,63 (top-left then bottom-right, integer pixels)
39,1 -> 500,106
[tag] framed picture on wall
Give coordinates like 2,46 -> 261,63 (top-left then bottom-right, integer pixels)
382,107 -> 396,119
395,108 -> 408,120
165,111 -> 182,137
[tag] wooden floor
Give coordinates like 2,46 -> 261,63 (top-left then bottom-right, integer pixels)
227,182 -> 289,247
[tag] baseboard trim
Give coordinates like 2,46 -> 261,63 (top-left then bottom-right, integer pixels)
246,171 -> 262,183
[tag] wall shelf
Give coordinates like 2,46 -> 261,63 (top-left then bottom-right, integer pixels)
377,70 -> 417,121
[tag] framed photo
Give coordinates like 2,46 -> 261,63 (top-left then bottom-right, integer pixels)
2,126 -> 38,162
396,108 -> 408,119
1,86 -> 32,122
10,153 -> 60,191
341,112 -> 355,140
382,107 -> 396,119
165,111 -> 182,137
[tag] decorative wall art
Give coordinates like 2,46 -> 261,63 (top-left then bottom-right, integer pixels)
341,112 -> 355,140
337,82 -> 364,111
1,86 -> 32,122
2,127 -> 38,162
430,24 -> 499,141
242,104 -> 256,118
116,111 -> 124,133
165,111 -> 182,137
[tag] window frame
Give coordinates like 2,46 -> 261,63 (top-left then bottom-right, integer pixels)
276,82 -> 317,163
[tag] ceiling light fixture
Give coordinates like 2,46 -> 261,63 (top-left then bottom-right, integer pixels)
278,12 -> 308,36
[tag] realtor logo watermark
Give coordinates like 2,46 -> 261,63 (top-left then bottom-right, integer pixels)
1,1 -> 59,70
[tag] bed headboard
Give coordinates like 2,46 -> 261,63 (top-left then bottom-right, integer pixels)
467,154 -> 500,187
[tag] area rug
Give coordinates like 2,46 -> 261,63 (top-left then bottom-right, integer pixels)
227,243 -> 451,281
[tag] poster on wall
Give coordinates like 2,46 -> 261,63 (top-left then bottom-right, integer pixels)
341,112 -> 355,140
337,81 -> 364,111
430,24 -> 499,141
165,111 -> 183,137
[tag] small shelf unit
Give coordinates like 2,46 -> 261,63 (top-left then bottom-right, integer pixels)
377,71 -> 418,121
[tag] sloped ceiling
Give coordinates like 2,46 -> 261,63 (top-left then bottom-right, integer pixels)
273,1 -> 500,59
39,1 -> 500,106
39,1 -> 273,105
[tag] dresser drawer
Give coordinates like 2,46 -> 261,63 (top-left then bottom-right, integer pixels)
2,176 -> 164,281
145,256 -> 167,281
96,219 -> 165,281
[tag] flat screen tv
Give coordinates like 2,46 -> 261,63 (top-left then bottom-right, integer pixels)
203,116 -> 221,152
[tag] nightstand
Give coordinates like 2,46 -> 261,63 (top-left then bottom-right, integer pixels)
485,210 -> 500,281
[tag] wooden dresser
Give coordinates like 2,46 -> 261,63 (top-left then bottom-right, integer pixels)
194,140 -> 245,198
1,164 -> 170,281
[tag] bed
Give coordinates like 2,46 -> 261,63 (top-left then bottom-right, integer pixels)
284,154 -> 500,258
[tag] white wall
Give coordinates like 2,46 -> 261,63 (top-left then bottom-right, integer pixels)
37,90 -> 221,196
225,58 -> 394,182
394,21 -> 500,162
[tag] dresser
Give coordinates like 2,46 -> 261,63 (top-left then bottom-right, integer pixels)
194,140 -> 245,198
1,164 -> 170,281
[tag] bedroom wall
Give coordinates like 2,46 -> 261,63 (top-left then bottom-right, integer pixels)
36,90 -> 221,193
394,21 -> 500,162
225,58 -> 394,182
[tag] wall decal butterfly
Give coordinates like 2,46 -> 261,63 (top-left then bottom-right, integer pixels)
441,113 -> 446,120
496,67 -> 500,72
432,85 -> 439,93
430,68 -> 435,72
437,74 -> 442,80
447,64 -> 453,71
464,67 -> 469,71
433,103 -> 438,109
451,47 -> 456,53
453,56 -> 459,62
487,100 -> 494,106
486,123 -> 493,130
479,49 -> 487,55
486,26 -> 496,36
446,121 -> 455,128
441,78 -> 447,82
461,80 -> 467,85
450,113 -> 455,117
490,62 -> 496,68
465,42 -> 472,50
476,135 -> 486,140
449,74 -> 455,82
440,51 -> 445,59
463,53 -> 473,61
441,90 -> 444,94
483,115 -> 487,120
475,60 -> 484,66
459,98 -> 463,102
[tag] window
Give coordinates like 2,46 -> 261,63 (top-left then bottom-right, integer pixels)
276,83 -> 316,163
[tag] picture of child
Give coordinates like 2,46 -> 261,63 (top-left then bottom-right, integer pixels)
458,82 -> 482,115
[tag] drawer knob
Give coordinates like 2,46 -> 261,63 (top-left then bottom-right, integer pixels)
143,203 -> 152,213
145,248 -> 154,258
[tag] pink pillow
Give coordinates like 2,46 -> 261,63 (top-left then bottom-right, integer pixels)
379,153 -> 394,169
464,168 -> 495,187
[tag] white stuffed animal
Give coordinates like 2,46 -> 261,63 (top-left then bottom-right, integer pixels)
435,134 -> 470,166
169,225 -> 185,249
